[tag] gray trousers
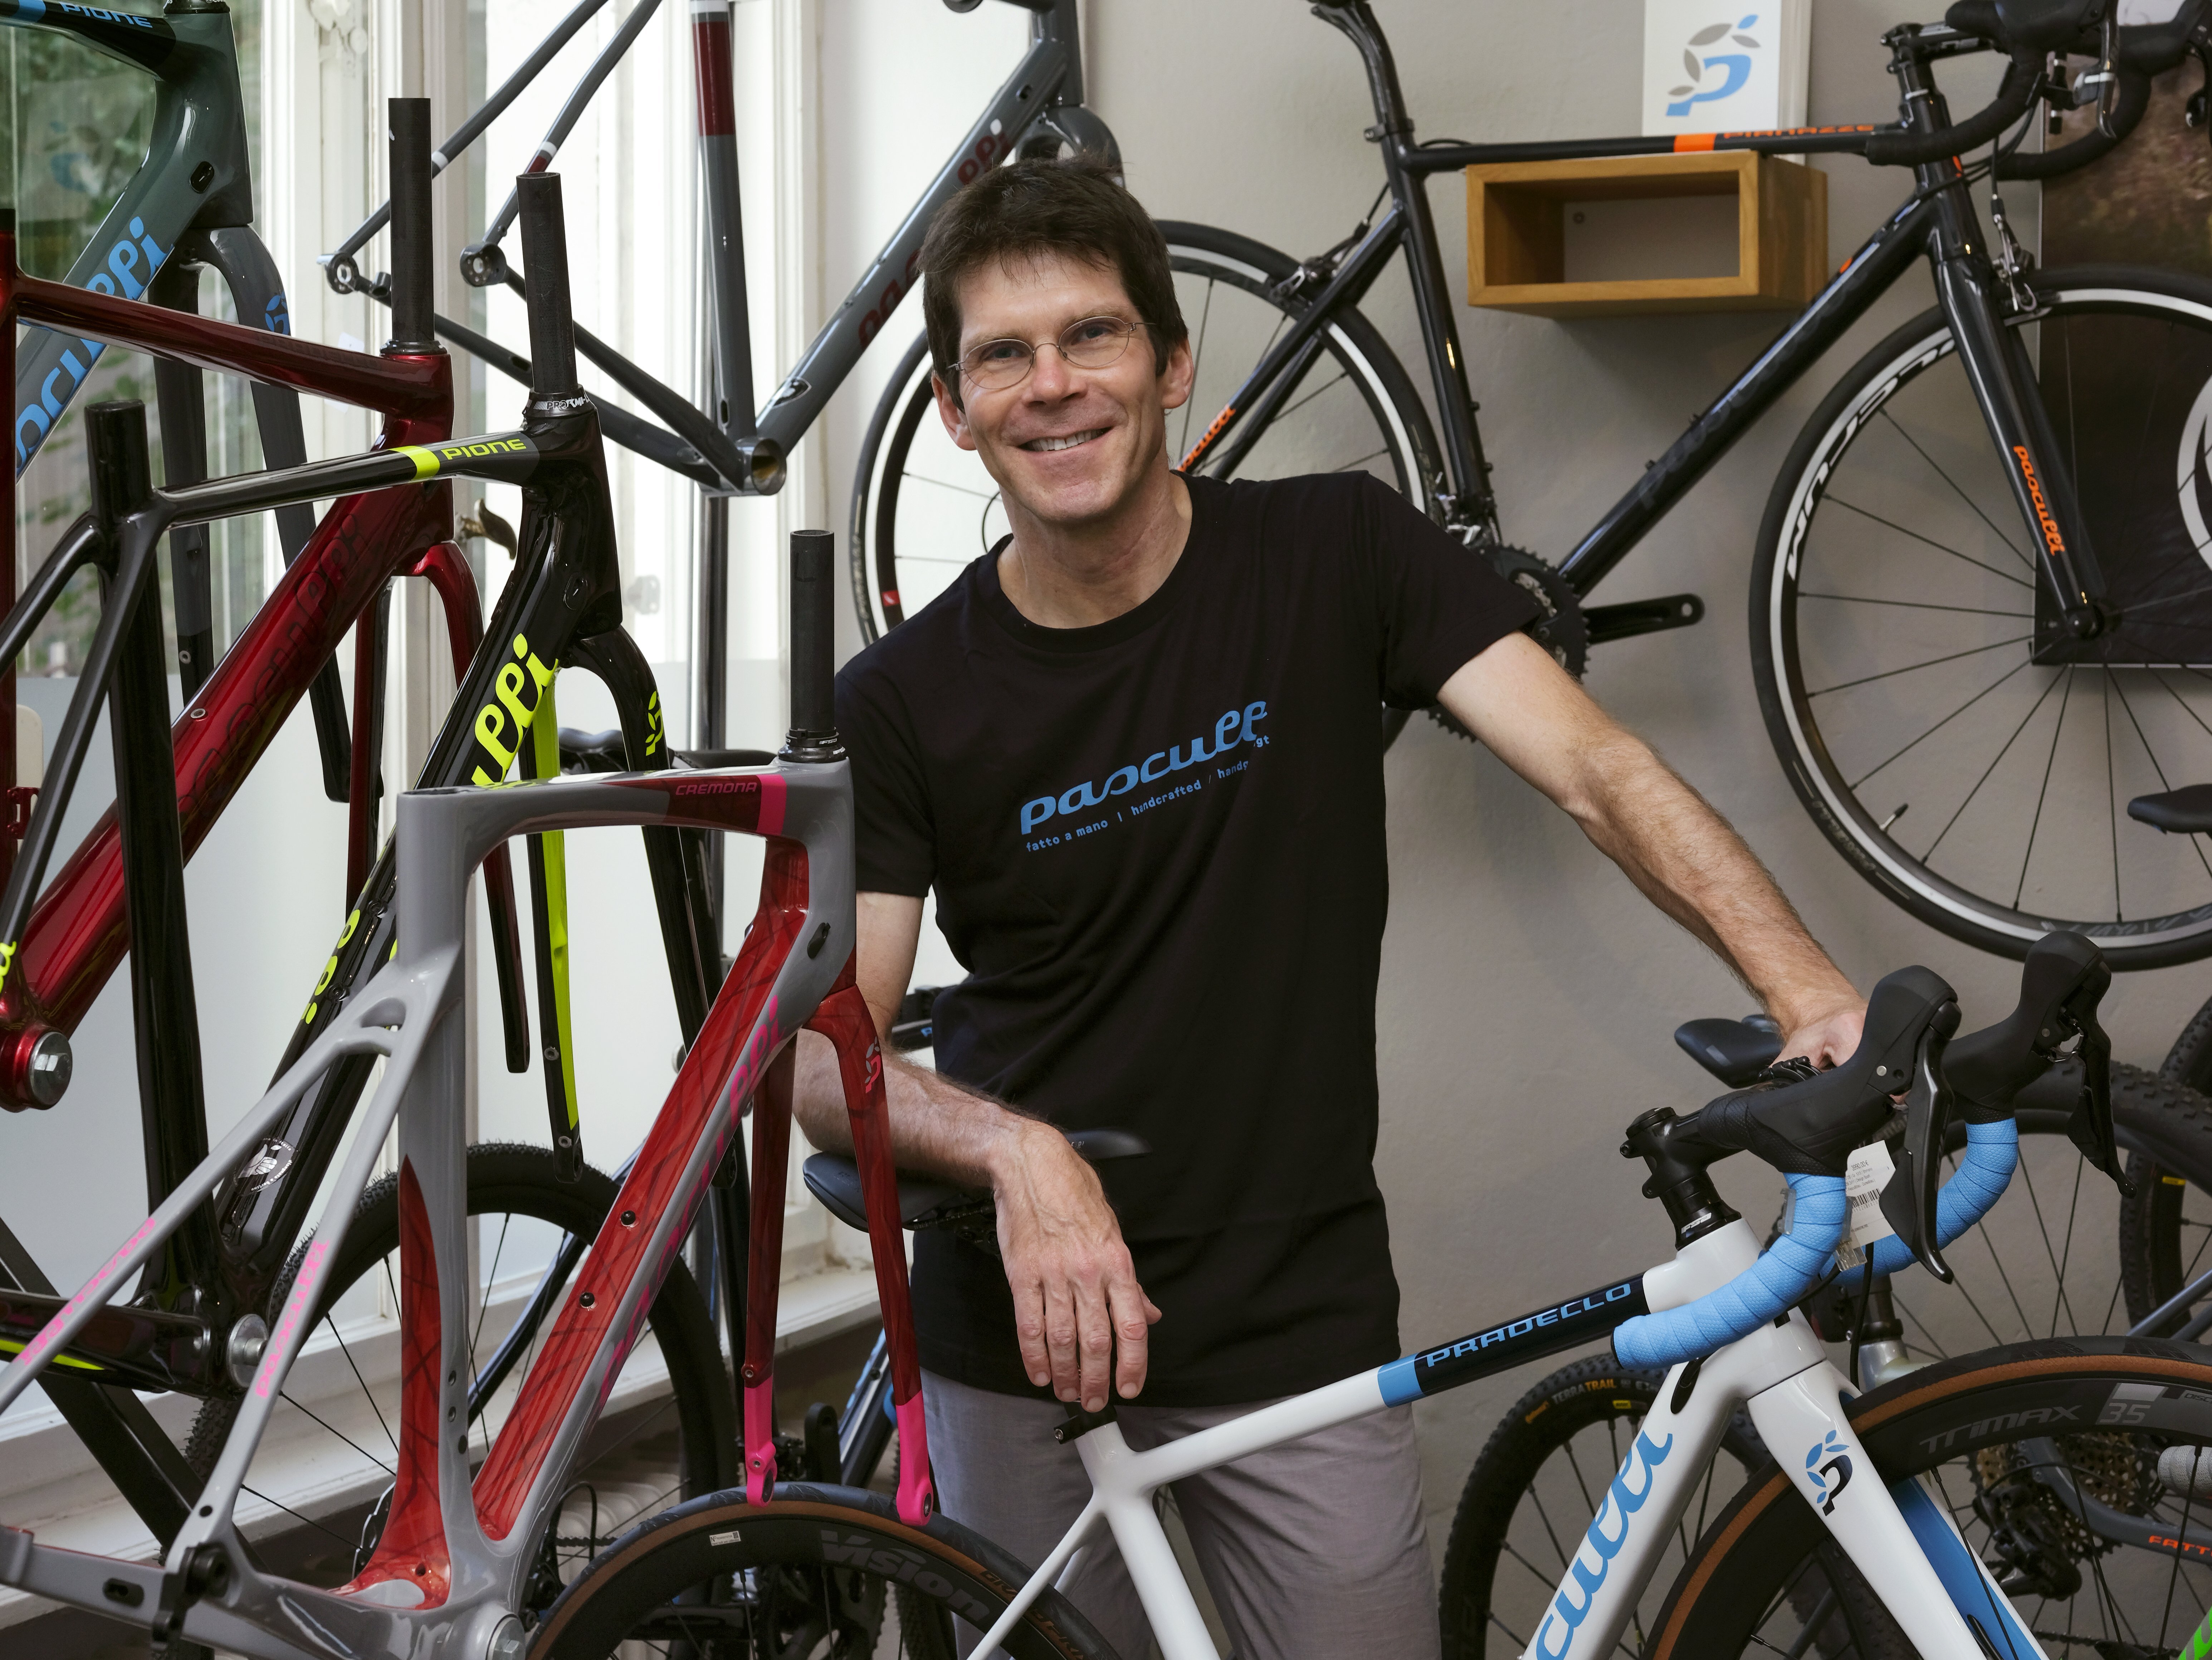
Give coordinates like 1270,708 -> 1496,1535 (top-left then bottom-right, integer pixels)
922,1369 -> 1441,1660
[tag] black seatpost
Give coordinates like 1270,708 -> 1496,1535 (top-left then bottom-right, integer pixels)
515,172 -> 582,401
781,529 -> 841,763
384,98 -> 439,356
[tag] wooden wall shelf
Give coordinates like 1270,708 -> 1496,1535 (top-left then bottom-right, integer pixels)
1465,152 -> 1827,318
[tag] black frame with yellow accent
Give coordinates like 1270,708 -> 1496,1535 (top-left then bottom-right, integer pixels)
0,172 -> 742,1558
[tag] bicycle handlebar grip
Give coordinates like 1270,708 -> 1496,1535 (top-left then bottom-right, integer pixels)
1944,930 -> 2104,1120
1612,1173 -> 1846,1370
1689,965 -> 1955,1177
515,172 -> 581,400
787,529 -> 837,746
1835,1118 -> 2019,1294
1862,35 -> 2042,167
386,98 -> 437,355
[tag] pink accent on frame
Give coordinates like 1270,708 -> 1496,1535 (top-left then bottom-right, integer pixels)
12,1215 -> 161,1377
894,1394 -> 935,1526
253,1237 -> 331,1400
744,1378 -> 778,1506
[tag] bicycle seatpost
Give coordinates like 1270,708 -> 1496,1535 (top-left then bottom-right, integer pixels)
384,98 -> 439,356
514,172 -> 582,401
781,529 -> 842,764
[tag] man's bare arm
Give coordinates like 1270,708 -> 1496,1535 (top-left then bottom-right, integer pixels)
1438,633 -> 1863,1064
790,892 -> 1159,1410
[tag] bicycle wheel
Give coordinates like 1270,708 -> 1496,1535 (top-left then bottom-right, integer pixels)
185,1143 -> 731,1607
528,1482 -> 1118,1659
1437,1076 -> 2212,1657
1646,1337 -> 2212,1657
1754,264 -> 2212,969
849,220 -> 1444,642
1438,1357 -> 1770,1659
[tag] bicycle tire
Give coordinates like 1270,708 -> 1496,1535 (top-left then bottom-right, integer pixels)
186,1143 -> 732,1603
1752,263 -> 2212,969
1645,1337 -> 2212,1657
527,1481 -> 1119,1659
848,219 -> 1445,644
2159,989 -> 2212,1098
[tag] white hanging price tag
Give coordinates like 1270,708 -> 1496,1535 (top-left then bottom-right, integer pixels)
1834,1141 -> 1899,1271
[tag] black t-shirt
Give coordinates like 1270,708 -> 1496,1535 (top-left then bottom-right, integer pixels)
835,472 -> 1538,1406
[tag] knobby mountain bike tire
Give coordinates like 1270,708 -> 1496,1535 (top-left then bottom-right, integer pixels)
1753,263 -> 2212,970
1440,1067 -> 2212,1656
184,1143 -> 731,1609
1646,1337 -> 2212,1657
526,1481 -> 1118,1659
849,222 -> 1444,665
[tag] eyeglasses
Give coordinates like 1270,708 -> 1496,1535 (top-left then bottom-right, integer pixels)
950,316 -> 1149,392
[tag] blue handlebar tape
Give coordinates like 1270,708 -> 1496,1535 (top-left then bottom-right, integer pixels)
1612,1173 -> 1846,1371
1832,1118 -> 2018,1295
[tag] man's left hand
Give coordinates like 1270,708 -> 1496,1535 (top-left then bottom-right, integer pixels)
1778,997 -> 1866,1070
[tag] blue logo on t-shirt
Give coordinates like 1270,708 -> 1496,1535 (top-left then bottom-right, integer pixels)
1020,698 -> 1269,835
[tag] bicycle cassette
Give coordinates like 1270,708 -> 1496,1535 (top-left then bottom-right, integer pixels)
1429,544 -> 1587,743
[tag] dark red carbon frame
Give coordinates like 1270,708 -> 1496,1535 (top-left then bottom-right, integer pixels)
340,1158 -> 453,1609
473,820 -> 807,1540
467,788 -> 938,1539
0,229 -> 455,1108
692,9 -> 736,137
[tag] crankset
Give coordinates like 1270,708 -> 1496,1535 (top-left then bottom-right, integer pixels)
1430,544 -> 1587,741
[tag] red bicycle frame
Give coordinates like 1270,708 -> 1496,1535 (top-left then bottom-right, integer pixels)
0,212 -> 483,1109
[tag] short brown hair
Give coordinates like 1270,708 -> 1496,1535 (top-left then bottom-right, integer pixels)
920,157 -> 1186,407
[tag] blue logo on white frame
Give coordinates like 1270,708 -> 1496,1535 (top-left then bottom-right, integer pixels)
1666,14 -> 1761,117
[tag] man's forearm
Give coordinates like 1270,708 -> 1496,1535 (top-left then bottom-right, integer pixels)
1572,733 -> 1853,1026
791,1031 -> 1041,1188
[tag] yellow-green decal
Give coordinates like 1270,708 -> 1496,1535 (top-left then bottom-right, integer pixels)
472,632 -> 557,787
0,1336 -> 102,1372
532,676 -> 580,1132
303,907 -> 361,1026
394,434 -> 533,480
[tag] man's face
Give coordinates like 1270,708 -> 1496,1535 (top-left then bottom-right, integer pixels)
933,251 -> 1194,533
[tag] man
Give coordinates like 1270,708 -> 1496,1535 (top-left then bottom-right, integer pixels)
794,158 -> 1864,1660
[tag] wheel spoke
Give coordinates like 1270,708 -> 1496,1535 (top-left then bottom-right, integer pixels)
1806,633 -> 2036,700
1875,408 -> 2035,571
1848,658 -> 2031,792
1923,669 -> 2066,863
2014,667 -> 2077,909
1822,495 -> 2036,589
1797,592 -> 2033,619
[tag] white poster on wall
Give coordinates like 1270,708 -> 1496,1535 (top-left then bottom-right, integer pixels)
1642,0 -> 1810,136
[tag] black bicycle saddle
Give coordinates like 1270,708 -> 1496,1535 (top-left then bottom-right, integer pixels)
802,1128 -> 1150,1238
2129,785 -> 2212,834
1674,1015 -> 1784,1087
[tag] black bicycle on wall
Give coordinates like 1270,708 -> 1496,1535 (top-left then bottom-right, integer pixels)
856,0 -> 2212,972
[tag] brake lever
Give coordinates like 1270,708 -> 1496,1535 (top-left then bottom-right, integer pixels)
1879,1006 -> 1962,1282
2098,5 -> 2124,136
2063,988 -> 2127,1189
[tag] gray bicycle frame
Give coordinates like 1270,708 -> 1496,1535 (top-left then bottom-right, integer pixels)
0,755 -> 854,1660
324,0 -> 1115,497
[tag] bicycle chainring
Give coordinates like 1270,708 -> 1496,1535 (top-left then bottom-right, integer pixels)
1428,544 -> 1588,743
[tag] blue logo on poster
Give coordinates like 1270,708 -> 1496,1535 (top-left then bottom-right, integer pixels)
1666,15 -> 1761,117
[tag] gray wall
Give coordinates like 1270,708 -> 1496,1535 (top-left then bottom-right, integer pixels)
817,0 -> 2203,1557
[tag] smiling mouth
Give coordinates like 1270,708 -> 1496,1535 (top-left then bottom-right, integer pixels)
1020,429 -> 1107,453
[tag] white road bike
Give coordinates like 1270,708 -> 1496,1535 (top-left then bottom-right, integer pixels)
518,934 -> 2212,1659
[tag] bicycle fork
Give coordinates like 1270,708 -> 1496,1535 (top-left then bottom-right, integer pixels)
1899,44 -> 2112,651
1528,1316 -> 2036,1660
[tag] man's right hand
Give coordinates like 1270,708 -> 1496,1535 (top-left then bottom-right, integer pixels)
989,1119 -> 1161,1412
